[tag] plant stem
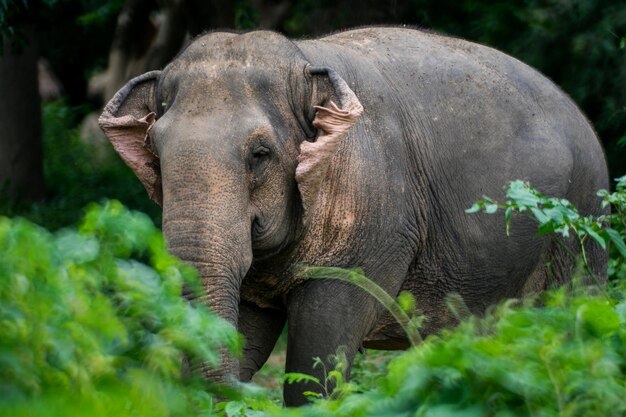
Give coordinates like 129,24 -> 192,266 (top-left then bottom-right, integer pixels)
304,267 -> 423,346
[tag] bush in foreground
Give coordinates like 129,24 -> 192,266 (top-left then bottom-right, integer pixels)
0,201 -> 241,417
1,177 -> 625,417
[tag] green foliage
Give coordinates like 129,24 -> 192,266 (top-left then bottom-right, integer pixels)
598,176 -> 626,281
283,352 -> 356,403
0,201 -> 241,416
467,177 -> 626,282
0,0 -> 32,54
2,183 -> 625,416
351,349 -> 402,393
0,100 -> 160,229
335,286 -> 626,417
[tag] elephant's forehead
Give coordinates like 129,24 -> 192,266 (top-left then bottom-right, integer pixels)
162,64 -> 283,109
161,30 -> 301,101
154,67 -> 284,138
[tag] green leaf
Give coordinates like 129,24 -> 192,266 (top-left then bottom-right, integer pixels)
577,300 -> 620,336
465,203 -> 481,214
485,203 -> 499,214
582,225 -> 606,249
54,230 -> 99,264
225,400 -> 245,417
506,181 -> 540,208
0,202 -> 240,415
303,391 -> 323,399
530,207 -> 550,224
283,372 -> 321,385
605,228 -> 626,258
537,221 -> 559,236
328,369 -> 344,385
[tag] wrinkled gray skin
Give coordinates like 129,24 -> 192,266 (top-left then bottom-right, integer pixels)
99,27 -> 608,405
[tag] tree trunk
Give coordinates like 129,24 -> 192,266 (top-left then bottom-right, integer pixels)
0,27 -> 44,201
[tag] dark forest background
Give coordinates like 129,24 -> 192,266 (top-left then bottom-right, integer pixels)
1,0 -> 625,227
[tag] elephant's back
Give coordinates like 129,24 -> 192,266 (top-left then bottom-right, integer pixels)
296,27 -> 607,204
298,26 -> 569,108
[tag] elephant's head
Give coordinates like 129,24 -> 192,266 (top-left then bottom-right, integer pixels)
98,31 -> 362,380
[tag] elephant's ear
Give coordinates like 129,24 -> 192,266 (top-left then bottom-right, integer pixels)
98,71 -> 163,206
295,66 -> 363,224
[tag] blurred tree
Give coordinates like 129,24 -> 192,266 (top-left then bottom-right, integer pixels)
89,0 -> 293,104
0,3 -> 44,201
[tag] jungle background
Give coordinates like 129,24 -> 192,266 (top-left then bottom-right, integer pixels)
1,1 -> 626,416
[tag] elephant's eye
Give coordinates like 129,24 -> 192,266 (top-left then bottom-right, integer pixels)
249,145 -> 272,182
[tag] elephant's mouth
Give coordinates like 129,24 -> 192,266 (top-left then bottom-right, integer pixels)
251,217 -> 265,241
250,216 -> 289,260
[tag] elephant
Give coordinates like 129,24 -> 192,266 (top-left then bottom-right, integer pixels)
99,27 -> 608,405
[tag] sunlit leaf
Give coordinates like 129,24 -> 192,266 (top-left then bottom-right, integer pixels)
283,372 -> 321,385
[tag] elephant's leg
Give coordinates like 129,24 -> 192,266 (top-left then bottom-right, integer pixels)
238,300 -> 286,381
283,279 -> 382,406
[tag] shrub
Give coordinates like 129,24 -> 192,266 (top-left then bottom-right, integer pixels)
267,286 -> 626,417
3,180 -> 625,417
0,201 -> 241,417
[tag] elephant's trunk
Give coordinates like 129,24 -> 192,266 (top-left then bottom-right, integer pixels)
165,218 -> 251,323
162,167 -> 253,382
